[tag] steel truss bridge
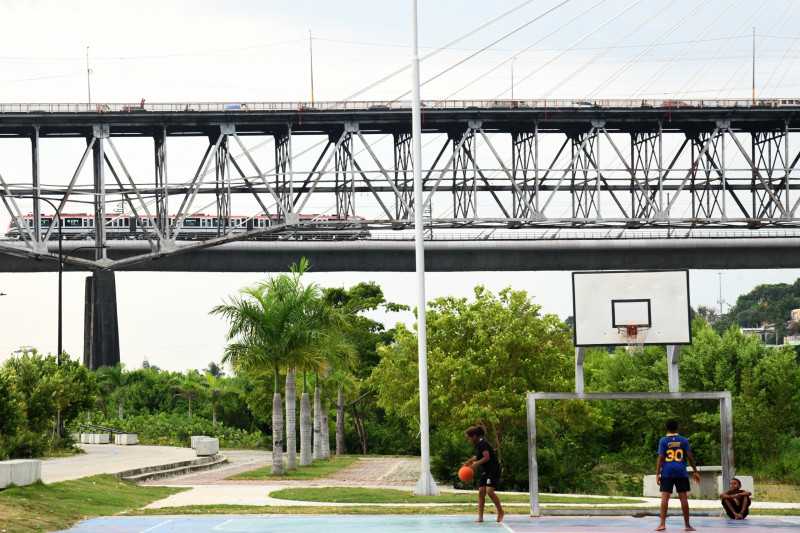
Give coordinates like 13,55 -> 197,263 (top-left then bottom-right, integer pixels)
1,97 -> 800,274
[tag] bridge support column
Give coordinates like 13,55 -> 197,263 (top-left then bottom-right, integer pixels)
83,270 -> 120,371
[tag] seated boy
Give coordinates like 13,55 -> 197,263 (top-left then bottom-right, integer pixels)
720,478 -> 751,519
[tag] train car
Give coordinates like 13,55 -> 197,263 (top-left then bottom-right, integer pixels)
6,213 -> 369,240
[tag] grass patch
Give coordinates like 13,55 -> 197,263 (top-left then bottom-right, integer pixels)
227,455 -> 359,480
268,487 -> 645,505
754,483 -> 800,503
0,474 -> 186,533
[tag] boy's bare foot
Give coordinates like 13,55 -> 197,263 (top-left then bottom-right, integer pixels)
685,526 -> 696,531
497,511 -> 505,523
654,525 -> 666,531
734,513 -> 743,519
474,518 -> 483,523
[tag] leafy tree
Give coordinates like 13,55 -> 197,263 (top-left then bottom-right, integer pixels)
322,281 -> 407,454
371,286 -> 606,457
0,371 -> 22,439
204,361 -> 226,378
2,350 -> 60,434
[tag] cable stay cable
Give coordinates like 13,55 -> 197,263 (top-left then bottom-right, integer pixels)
541,0 -> 679,99
631,0 -> 745,99
767,27 -> 800,96
737,2 -> 800,97
444,0 -> 607,100
586,0 -> 708,99
675,0 -> 775,98
391,0 -> 571,101
723,1 -> 800,99
337,0 -> 537,102
503,0 -> 642,99
763,24 -> 800,97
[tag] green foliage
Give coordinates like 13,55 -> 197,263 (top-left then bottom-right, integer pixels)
585,318 -> 800,484
0,350 -> 97,457
75,411 -> 270,449
0,429 -> 49,459
0,372 -> 22,438
371,286 -> 607,455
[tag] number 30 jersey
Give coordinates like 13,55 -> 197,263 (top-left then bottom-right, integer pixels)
658,433 -> 691,478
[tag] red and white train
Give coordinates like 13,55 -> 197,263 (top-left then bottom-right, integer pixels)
6,213 -> 369,240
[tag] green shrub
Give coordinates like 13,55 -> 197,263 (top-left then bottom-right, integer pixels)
1,430 -> 49,459
71,411 -> 269,449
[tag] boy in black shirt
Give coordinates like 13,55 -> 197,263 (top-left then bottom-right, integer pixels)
464,425 -> 504,522
720,478 -> 751,519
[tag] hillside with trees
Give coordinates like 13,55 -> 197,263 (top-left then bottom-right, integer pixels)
712,279 -> 800,343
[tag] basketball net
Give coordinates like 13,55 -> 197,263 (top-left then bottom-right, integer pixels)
618,323 -> 650,353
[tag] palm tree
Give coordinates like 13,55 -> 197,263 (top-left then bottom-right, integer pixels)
203,372 -> 233,427
96,362 -> 130,421
284,368 -> 297,470
211,259 -> 323,475
169,374 -> 203,418
313,330 -> 357,460
325,369 -> 359,455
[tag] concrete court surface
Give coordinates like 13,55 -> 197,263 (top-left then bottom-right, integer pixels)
56,515 -> 800,533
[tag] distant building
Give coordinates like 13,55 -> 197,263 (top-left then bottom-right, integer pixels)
740,325 -> 775,344
142,357 -> 150,369
13,346 -> 35,355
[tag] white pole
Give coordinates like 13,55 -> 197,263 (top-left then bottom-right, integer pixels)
411,0 -> 439,497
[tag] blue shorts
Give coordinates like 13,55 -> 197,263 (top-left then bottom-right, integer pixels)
660,476 -> 690,493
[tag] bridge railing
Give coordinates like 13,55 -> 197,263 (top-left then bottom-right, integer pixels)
0,98 -> 797,114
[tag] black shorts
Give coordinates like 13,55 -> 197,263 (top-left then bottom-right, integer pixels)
723,496 -> 750,519
479,468 -> 501,488
660,476 -> 690,493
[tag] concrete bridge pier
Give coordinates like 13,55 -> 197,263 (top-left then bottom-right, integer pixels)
83,270 -> 120,371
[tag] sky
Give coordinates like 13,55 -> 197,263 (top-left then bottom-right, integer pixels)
1,0 -> 800,372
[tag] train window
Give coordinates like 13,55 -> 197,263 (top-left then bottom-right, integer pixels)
89,219 -> 94,227
184,218 -> 200,227
213,219 -> 218,226
40,218 -> 51,227
64,218 -> 82,227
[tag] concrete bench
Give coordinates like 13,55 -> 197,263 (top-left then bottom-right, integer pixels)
114,434 -> 138,445
644,466 -> 727,499
0,459 -> 42,489
717,475 -> 754,495
195,437 -> 219,456
191,435 -> 209,449
80,433 -> 110,444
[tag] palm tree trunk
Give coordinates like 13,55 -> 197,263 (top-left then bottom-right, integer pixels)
336,388 -> 345,455
299,392 -> 312,465
271,391 -> 284,475
118,402 -> 123,421
212,401 -> 217,427
285,369 -> 297,470
313,386 -> 322,460
188,397 -> 192,418
321,398 -> 330,459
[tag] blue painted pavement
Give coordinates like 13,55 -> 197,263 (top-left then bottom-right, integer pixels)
57,515 -> 800,532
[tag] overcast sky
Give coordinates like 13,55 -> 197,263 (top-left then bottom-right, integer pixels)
1,0 -> 800,372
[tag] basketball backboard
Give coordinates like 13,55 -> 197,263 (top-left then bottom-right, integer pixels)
572,270 -> 691,347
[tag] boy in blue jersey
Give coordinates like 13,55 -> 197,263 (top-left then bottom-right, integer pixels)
654,419 -> 701,532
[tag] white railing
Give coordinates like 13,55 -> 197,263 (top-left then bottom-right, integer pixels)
0,98 -> 798,114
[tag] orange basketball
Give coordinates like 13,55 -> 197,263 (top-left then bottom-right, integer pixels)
458,466 -> 474,482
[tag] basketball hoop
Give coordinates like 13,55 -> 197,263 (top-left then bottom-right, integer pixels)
617,323 -> 650,352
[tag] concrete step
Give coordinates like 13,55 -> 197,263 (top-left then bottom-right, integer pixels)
113,454 -> 228,483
